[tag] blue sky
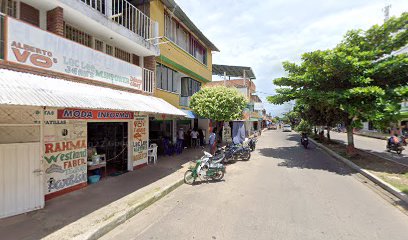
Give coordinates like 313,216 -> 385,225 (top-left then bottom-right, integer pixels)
176,0 -> 408,116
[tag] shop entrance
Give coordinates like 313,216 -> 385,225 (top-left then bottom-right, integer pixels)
87,122 -> 128,177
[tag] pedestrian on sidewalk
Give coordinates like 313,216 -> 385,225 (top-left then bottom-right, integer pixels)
209,129 -> 217,155
176,127 -> 184,154
190,128 -> 199,148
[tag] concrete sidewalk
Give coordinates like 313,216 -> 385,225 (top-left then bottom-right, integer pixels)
0,148 -> 205,240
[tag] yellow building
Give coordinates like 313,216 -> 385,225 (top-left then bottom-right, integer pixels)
149,0 -> 219,145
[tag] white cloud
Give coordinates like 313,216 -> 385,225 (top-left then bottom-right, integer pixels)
175,0 -> 408,116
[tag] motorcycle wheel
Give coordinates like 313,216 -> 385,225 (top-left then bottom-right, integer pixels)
303,143 -> 308,149
184,170 -> 195,185
211,170 -> 224,181
242,151 -> 251,161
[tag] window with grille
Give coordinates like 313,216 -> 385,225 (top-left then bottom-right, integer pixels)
94,39 -> 104,52
64,24 -> 92,47
106,44 -> 113,56
115,47 -> 131,63
0,0 -> 17,17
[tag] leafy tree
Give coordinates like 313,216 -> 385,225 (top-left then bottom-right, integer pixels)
295,119 -> 312,134
269,13 -> 408,154
190,86 -> 247,121
190,86 -> 248,143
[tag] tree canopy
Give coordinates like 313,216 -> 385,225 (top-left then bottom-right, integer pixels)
190,86 -> 248,121
268,12 -> 408,153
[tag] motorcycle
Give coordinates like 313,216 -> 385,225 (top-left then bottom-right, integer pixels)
184,152 -> 226,185
300,134 -> 309,149
386,142 -> 404,155
248,137 -> 257,151
400,135 -> 408,146
224,143 -> 251,162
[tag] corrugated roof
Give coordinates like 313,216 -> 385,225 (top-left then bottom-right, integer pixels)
0,69 -> 186,116
161,0 -> 219,51
212,64 -> 256,79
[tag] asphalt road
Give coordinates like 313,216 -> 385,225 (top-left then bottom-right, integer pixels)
328,132 -> 408,166
101,130 -> 408,240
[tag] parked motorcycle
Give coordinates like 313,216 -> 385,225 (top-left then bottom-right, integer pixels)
300,134 -> 309,149
224,143 -> 251,162
386,142 -> 404,155
184,152 -> 226,185
248,137 -> 257,151
400,135 -> 408,146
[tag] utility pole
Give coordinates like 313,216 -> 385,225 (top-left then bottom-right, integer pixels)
223,71 -> 227,87
383,4 -> 391,22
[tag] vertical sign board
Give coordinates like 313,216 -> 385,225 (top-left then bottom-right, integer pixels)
43,109 -> 87,197
133,116 -> 149,167
222,122 -> 232,143
7,17 -> 143,90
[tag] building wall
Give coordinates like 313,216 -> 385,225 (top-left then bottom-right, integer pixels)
150,0 -> 212,84
155,89 -> 181,108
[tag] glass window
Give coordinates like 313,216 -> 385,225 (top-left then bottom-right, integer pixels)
167,68 -> 173,92
156,64 -> 162,89
161,66 -> 167,90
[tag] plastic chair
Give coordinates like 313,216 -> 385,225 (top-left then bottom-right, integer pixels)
148,143 -> 158,164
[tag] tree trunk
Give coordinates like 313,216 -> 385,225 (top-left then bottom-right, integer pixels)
346,124 -> 356,155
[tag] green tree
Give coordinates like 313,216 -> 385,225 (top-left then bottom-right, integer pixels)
269,13 -> 408,154
190,86 -> 248,143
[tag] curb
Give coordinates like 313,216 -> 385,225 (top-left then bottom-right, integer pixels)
44,176 -> 185,240
87,178 -> 184,240
329,139 -> 408,168
309,138 -> 408,205
355,132 -> 388,140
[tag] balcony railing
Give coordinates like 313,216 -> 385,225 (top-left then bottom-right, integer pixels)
143,68 -> 154,94
80,0 -> 155,40
180,96 -> 190,107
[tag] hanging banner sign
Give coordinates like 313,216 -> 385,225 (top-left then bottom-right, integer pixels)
6,17 -> 143,90
57,109 -> 134,120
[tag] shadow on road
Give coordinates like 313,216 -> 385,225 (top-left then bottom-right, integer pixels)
259,134 -> 354,176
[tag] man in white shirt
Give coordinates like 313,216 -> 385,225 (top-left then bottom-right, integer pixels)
190,129 -> 199,148
176,128 -> 184,154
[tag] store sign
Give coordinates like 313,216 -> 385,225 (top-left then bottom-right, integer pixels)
7,17 -> 143,90
43,111 -> 88,195
133,116 -> 148,166
57,109 -> 134,120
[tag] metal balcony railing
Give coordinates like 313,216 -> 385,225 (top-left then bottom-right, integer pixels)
80,0 -> 155,41
143,68 -> 154,93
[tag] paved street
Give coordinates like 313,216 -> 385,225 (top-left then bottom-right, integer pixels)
101,130 -> 408,240
328,132 -> 408,166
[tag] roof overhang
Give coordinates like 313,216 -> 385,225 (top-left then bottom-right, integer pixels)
212,64 -> 256,79
0,69 -> 186,117
161,0 -> 219,52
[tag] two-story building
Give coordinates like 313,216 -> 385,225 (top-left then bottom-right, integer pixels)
208,64 -> 263,138
0,0 -> 186,218
148,0 -> 219,147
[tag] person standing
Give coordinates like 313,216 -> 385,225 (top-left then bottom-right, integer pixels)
209,129 -> 217,154
176,127 -> 184,154
198,128 -> 204,147
190,128 -> 199,148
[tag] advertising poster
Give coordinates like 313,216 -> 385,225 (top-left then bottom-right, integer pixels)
133,115 -> 149,167
43,109 -> 87,195
7,18 -> 143,90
